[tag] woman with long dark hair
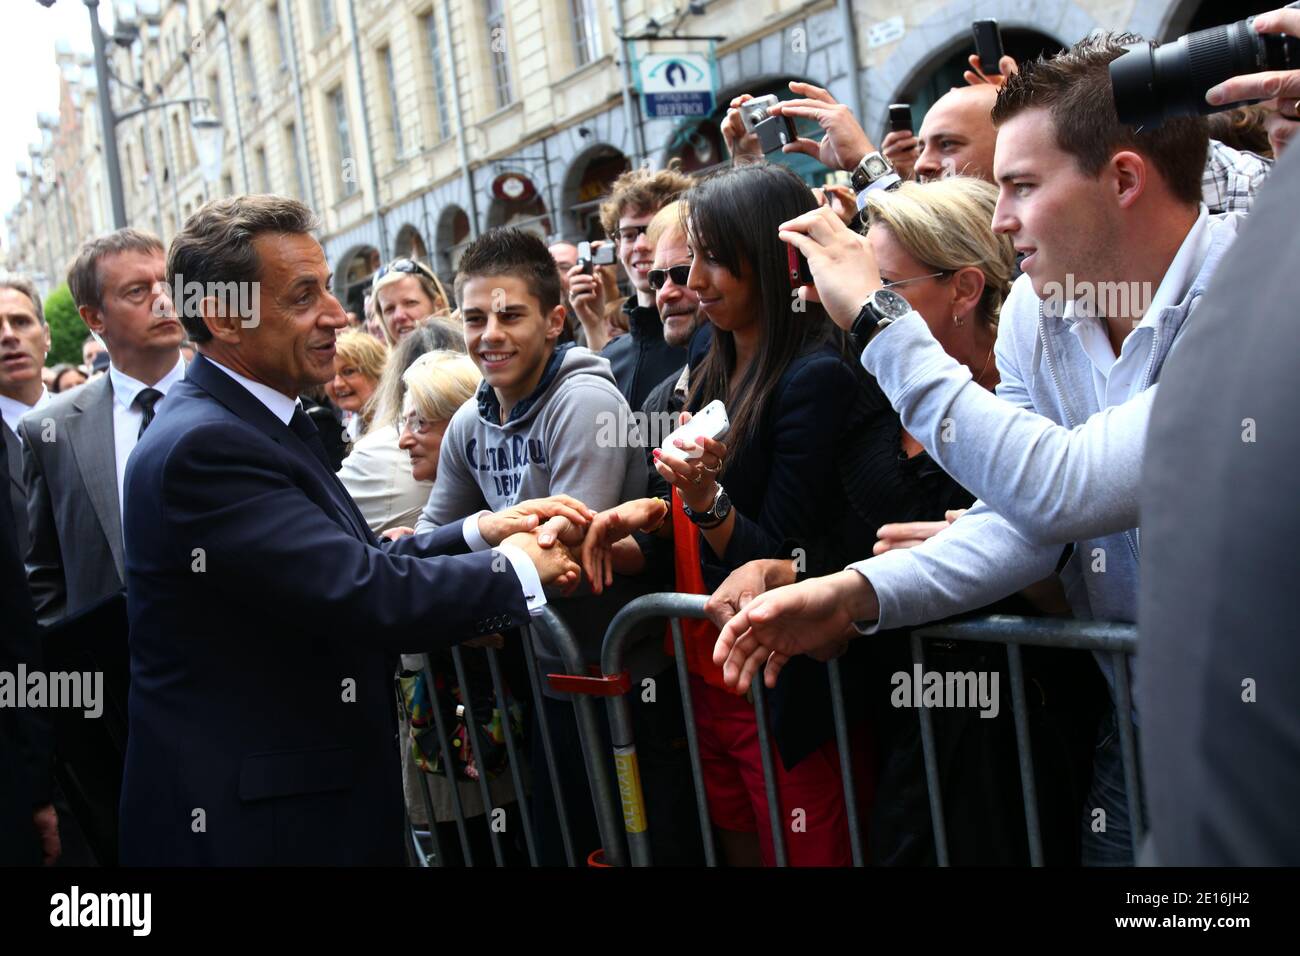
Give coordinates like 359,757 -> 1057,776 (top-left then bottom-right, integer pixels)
599,163 -> 872,865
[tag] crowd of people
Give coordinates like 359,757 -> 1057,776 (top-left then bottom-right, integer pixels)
3,8 -> 1299,868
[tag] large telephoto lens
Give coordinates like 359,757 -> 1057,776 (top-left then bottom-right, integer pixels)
1111,14 -> 1300,127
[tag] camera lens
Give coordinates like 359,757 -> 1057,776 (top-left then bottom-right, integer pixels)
1111,16 -> 1300,127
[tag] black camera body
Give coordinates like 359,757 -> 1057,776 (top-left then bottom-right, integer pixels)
740,95 -> 799,153
1110,2 -> 1300,127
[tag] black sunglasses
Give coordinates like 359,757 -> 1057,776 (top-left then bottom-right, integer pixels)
373,257 -> 437,285
648,264 -> 691,290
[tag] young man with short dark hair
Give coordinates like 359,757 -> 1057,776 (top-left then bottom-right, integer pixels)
716,32 -> 1243,867
417,227 -> 701,864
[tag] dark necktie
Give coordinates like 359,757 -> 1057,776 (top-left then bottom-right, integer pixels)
288,405 -> 335,473
135,387 -> 164,438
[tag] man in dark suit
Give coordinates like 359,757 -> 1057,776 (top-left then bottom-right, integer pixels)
0,275 -> 52,557
0,437 -> 59,866
21,229 -> 185,625
120,195 -> 585,865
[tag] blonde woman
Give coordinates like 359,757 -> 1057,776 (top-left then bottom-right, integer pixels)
371,258 -> 453,344
328,330 -> 388,442
337,326 -> 453,534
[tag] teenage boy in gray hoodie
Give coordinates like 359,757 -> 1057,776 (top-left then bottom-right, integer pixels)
415,228 -> 700,864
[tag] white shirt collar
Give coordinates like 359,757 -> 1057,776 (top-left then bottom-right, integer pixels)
1061,204 -> 1211,331
1135,204 -> 1211,330
110,355 -> 187,413
0,386 -> 51,436
205,356 -> 300,425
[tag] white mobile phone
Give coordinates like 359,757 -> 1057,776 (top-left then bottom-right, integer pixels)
659,400 -> 730,460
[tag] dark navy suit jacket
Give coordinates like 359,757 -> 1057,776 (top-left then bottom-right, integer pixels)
119,354 -> 528,865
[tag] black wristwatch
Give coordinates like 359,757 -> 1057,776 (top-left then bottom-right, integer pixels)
850,288 -> 912,353
683,484 -> 732,529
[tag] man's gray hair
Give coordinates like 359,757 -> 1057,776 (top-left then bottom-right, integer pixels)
66,227 -> 164,311
0,273 -> 46,325
168,194 -> 319,343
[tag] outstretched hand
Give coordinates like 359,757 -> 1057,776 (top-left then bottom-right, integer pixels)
712,570 -> 878,693
580,497 -> 666,594
479,495 -> 596,547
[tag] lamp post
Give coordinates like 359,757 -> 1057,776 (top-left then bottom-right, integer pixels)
82,0 -> 225,229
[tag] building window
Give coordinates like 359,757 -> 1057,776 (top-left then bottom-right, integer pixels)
422,12 -> 452,142
207,71 -> 223,122
270,3 -> 289,72
317,0 -> 337,38
285,122 -> 306,200
329,86 -> 356,198
484,0 -> 513,108
256,146 -> 271,194
381,46 -> 403,159
570,0 -> 600,68
240,35 -> 258,103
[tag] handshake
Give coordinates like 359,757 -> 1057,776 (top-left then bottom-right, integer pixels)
471,494 -> 669,596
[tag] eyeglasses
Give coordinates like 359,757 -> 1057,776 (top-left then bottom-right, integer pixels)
881,270 -> 951,290
648,264 -> 691,290
400,410 -> 439,435
613,224 -> 650,244
374,257 -> 438,285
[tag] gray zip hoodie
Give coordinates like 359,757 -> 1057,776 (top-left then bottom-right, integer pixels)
416,344 -> 660,686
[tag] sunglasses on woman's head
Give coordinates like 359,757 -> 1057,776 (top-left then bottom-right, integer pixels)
374,257 -> 438,285
648,264 -> 691,291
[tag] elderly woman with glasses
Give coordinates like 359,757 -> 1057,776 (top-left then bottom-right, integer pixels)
337,323 -> 464,534
396,350 -> 481,483
372,257 -> 453,345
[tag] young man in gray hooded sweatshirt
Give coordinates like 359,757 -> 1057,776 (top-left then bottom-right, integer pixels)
415,227 -> 701,865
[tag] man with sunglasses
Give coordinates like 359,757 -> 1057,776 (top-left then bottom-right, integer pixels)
372,257 -> 451,344
572,164 -> 693,410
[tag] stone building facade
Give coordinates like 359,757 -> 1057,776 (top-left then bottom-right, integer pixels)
5,0 -> 1252,304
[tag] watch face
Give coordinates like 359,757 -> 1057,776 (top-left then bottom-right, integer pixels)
873,288 -> 912,319
715,491 -> 732,520
863,155 -> 890,178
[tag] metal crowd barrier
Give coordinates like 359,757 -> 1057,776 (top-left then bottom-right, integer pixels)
406,596 -> 1141,868
584,594 -> 1141,868
406,607 -> 624,867
913,615 -> 1141,866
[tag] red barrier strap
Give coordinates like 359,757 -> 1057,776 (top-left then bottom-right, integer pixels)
547,670 -> 632,696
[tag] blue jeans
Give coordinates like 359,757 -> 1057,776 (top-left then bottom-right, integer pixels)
1081,706 -> 1147,866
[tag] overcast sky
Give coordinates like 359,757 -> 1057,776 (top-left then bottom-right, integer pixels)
1,0 -> 107,220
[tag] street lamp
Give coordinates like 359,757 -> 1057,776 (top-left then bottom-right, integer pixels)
190,112 -> 225,186
81,0 -> 224,229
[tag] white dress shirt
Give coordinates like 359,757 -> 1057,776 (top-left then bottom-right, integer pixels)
0,386 -> 51,439
110,356 -> 186,507
208,357 -> 545,615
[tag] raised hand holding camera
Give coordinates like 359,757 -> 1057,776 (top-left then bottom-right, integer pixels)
778,204 -> 884,331
768,81 -> 876,172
